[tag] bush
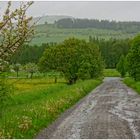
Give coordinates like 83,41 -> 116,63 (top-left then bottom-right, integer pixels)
127,35 -> 140,81
116,55 -> 127,77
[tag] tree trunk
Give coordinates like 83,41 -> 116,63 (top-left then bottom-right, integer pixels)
30,72 -> 33,79
17,70 -> 19,77
55,76 -> 57,83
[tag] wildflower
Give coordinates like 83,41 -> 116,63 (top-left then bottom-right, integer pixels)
18,116 -> 32,131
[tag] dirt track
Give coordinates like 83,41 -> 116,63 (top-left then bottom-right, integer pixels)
36,77 -> 140,139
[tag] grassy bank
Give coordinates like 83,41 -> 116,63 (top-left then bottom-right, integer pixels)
124,77 -> 140,94
0,78 -> 102,138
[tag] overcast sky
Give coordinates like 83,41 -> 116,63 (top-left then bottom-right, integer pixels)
1,1 -> 140,21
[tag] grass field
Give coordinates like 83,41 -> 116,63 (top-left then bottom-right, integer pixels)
30,24 -> 137,45
124,77 -> 140,94
103,69 -> 121,77
0,77 -> 102,138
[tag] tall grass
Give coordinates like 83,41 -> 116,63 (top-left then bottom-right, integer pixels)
0,78 -> 102,138
124,77 -> 140,94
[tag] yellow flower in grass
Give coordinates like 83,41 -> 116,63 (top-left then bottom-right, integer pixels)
18,116 -> 32,131
0,129 -> 4,139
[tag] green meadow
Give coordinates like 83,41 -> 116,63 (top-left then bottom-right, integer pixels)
0,77 -> 102,138
30,24 -> 137,45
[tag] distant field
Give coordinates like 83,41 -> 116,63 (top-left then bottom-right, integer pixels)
30,24 -> 137,45
0,77 -> 102,138
103,69 -> 121,77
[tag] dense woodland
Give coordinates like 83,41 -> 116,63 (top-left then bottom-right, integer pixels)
55,18 -> 140,33
11,37 -> 131,69
11,43 -> 56,64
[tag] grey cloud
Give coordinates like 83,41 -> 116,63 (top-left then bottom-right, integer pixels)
0,1 -> 140,21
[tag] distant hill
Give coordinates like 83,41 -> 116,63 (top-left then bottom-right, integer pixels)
55,18 -> 140,33
29,24 -> 138,45
28,16 -> 140,45
32,15 -> 73,25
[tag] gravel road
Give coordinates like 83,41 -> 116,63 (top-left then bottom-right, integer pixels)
36,77 -> 140,139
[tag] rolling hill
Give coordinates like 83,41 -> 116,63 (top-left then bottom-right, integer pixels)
29,15 -> 140,45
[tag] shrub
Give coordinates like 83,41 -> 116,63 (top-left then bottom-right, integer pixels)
116,55 -> 127,77
127,35 -> 140,81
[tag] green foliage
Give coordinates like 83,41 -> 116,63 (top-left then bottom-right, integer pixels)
127,35 -> 140,81
10,43 -> 56,64
10,37 -> 130,70
116,55 -> 127,77
124,77 -> 140,94
90,37 -> 131,68
39,38 -> 104,84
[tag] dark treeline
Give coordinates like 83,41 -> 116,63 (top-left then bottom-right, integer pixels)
89,36 -> 131,68
11,43 -> 57,64
55,18 -> 140,33
10,37 -> 131,69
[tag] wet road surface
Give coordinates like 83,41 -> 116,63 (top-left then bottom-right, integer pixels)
36,77 -> 140,139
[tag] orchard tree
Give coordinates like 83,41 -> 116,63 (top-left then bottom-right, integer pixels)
13,63 -> 21,77
0,1 -> 35,72
25,63 -> 38,78
116,55 -> 126,77
127,35 -> 140,81
0,1 -> 34,118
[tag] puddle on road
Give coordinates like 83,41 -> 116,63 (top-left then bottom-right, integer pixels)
110,95 -> 140,139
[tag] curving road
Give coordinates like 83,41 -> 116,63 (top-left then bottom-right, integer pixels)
36,77 -> 140,139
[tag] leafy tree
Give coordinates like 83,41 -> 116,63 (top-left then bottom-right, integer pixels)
116,55 -> 127,77
24,63 -> 38,78
39,38 -> 104,84
127,35 -> 140,81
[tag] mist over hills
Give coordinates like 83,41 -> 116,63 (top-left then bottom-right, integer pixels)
32,15 -> 73,24
28,15 -> 140,45
33,15 -> 140,25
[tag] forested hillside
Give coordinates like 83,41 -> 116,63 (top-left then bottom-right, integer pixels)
55,18 -> 140,33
